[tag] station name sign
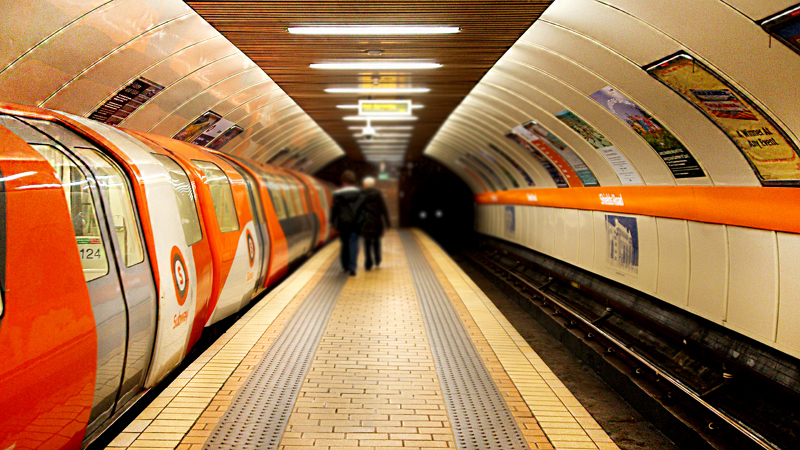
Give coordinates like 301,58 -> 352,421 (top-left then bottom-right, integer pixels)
359,100 -> 411,116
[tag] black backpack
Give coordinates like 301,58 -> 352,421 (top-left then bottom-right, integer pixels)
337,194 -> 366,229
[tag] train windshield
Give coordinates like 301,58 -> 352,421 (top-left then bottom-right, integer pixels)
152,154 -> 203,246
193,160 -> 240,233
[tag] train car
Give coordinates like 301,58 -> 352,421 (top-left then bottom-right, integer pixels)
0,101 -> 334,450
285,169 -> 332,248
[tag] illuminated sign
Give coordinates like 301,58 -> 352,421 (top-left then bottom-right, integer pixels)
359,100 -> 412,116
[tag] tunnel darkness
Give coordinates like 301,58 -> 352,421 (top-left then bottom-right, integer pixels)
399,157 -> 474,251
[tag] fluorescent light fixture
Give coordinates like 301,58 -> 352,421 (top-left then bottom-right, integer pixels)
357,139 -> 409,144
344,115 -> 418,121
311,62 -> 441,70
326,87 -> 430,94
353,133 -> 412,138
288,26 -> 460,35
348,126 -> 414,131
412,104 -> 425,109
337,104 -> 359,109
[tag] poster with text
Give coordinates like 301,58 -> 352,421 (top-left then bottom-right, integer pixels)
505,131 -> 569,187
192,118 -> 234,147
523,121 -> 599,186
488,143 -> 535,186
605,215 -> 639,276
478,148 -> 519,188
648,54 -> 800,184
466,153 -> 507,190
174,111 -> 221,142
590,86 -> 705,179
89,77 -> 164,126
208,125 -> 244,150
555,110 -> 643,185
513,125 -> 582,187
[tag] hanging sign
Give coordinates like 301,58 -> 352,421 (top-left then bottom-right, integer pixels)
589,86 -> 705,179
555,110 -> 643,185
359,100 -> 411,116
646,53 -> 800,185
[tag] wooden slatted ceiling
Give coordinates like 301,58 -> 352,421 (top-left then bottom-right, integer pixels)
185,1 -> 552,162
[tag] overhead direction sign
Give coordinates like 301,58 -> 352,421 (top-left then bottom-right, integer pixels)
359,99 -> 412,116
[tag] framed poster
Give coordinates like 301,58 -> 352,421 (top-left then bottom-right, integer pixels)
555,110 -> 643,185
478,148 -> 519,188
590,86 -> 705,179
505,131 -> 569,188
192,118 -> 234,147
488,143 -> 535,186
208,125 -> 244,150
173,111 -> 221,143
457,158 -> 493,191
605,215 -> 639,276
646,52 -> 800,185
460,156 -> 498,191
513,125 -> 583,187
89,77 -> 164,126
761,5 -> 800,56
466,153 -> 507,190
523,121 -> 599,186
504,206 -> 516,235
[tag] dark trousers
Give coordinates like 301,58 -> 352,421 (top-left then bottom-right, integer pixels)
339,230 -> 359,272
364,237 -> 382,269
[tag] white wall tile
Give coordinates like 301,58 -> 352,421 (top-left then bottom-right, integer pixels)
688,222 -> 728,323
655,217 -> 690,307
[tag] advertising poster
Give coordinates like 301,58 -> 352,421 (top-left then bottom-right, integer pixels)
478,148 -> 519,188
605,215 -> 639,276
89,77 -> 164,126
590,86 -> 705,179
456,158 -> 491,191
466,153 -> 507,190
208,125 -> 244,150
761,6 -> 800,55
488,143 -> 535,186
513,125 -> 583,187
173,111 -> 222,142
555,110 -> 643,185
523,121 -> 599,186
505,131 -> 569,188
192,118 -> 234,147
647,53 -> 800,185
461,156 -> 498,191
505,206 -> 516,235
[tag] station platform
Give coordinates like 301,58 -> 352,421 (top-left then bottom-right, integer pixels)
106,229 -> 619,450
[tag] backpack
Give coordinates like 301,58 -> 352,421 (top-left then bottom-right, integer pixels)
337,194 -> 366,230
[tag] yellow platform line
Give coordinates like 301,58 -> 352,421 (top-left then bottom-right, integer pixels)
106,243 -> 338,450
413,229 -> 620,450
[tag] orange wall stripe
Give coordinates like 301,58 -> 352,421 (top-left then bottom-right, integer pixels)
475,186 -> 800,235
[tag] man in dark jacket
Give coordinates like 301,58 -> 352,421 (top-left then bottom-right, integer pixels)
330,170 -> 364,276
360,176 -> 391,270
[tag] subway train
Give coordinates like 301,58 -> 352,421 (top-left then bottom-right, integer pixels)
0,101 -> 336,449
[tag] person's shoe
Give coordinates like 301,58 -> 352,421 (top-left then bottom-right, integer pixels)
365,265 -> 372,271
348,270 -> 356,276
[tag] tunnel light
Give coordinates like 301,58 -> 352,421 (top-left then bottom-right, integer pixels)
326,87 -> 430,94
311,62 -> 441,70
288,26 -> 461,35
348,126 -> 414,131
344,116 -> 418,121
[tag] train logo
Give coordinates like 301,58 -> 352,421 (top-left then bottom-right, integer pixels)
247,230 -> 255,267
171,246 -> 189,306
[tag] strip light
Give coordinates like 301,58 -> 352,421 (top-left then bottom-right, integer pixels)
344,116 -> 418,121
357,139 -> 409,144
342,105 -> 423,110
311,62 -> 441,70
326,87 -> 430,94
288,26 -> 460,35
353,133 -> 412,138
348,126 -> 414,131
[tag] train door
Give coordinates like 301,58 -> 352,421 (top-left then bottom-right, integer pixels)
225,160 -> 270,299
0,116 -> 156,433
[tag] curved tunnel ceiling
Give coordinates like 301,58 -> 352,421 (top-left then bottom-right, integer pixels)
426,0 -> 800,192
0,0 -> 344,172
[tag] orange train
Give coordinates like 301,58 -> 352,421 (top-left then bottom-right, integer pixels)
0,102 -> 336,449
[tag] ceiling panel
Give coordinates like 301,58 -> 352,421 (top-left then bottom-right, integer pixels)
185,0 -> 553,161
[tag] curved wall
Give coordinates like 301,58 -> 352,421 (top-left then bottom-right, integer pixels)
426,0 -> 800,359
0,0 -> 343,171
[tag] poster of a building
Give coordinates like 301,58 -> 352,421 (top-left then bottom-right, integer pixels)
605,215 -> 639,275
505,206 -> 516,236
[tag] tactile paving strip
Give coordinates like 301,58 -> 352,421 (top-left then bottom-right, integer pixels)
202,263 -> 348,450
400,230 -> 530,450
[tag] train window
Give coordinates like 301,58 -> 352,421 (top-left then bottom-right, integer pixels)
282,176 -> 303,216
152,154 -> 203,246
277,176 -> 297,217
262,173 -> 287,220
31,144 -> 109,281
193,160 -> 240,233
76,148 -> 145,267
314,181 -> 328,212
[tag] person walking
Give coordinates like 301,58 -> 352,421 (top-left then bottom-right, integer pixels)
360,176 -> 391,271
330,170 -> 364,276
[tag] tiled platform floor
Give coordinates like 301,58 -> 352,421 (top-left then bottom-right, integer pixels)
107,230 -> 619,450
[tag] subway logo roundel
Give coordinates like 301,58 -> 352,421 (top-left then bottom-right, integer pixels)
247,230 -> 255,267
171,246 -> 189,306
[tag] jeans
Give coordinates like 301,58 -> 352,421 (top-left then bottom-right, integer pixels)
339,230 -> 359,272
364,237 -> 382,270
